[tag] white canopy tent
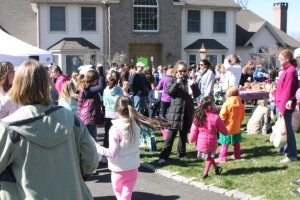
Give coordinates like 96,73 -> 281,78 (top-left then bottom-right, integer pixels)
0,29 -> 53,66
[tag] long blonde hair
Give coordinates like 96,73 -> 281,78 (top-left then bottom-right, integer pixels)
9,59 -> 51,105
59,81 -> 78,101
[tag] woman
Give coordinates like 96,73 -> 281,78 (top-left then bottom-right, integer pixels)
158,60 -> 200,164
196,59 -> 215,102
0,59 -> 98,200
275,49 -> 299,163
222,54 -> 242,91
156,68 -> 176,118
0,61 -> 19,119
52,65 -> 70,94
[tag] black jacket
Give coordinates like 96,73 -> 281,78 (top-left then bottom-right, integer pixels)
166,77 -> 200,132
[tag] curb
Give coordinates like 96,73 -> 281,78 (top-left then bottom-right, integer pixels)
141,162 -> 265,200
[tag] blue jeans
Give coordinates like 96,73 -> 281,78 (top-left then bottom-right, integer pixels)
86,124 -> 97,141
276,108 -> 297,158
130,95 -> 146,115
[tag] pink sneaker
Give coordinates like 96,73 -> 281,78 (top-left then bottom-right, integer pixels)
231,155 -> 241,160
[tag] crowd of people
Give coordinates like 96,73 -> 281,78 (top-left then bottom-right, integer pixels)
0,48 -> 300,199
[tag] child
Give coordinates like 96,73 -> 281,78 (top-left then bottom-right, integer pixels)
268,82 -> 277,119
148,83 -> 161,118
247,99 -> 271,134
77,70 -> 105,140
189,96 -> 229,179
216,86 -> 245,162
94,95 -> 167,200
58,81 -> 78,114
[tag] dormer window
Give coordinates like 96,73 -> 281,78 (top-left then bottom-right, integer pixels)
133,0 -> 158,32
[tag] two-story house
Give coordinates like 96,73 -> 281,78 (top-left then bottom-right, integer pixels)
180,0 -> 240,66
2,0 -> 299,75
31,0 -> 109,75
235,4 -> 300,68
30,0 -> 240,72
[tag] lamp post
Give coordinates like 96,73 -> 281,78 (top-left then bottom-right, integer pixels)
199,43 -> 207,60
150,56 -> 154,71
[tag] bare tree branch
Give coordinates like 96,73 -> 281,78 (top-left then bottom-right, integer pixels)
233,0 -> 250,9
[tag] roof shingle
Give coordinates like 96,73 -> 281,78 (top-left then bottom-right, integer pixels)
236,9 -> 300,48
185,0 -> 240,9
48,38 -> 100,50
185,39 -> 227,50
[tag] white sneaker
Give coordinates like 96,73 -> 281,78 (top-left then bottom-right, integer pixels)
291,189 -> 300,195
158,159 -> 166,164
290,180 -> 300,186
280,157 -> 297,163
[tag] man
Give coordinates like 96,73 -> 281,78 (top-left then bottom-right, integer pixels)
128,62 -> 148,114
159,60 -> 200,164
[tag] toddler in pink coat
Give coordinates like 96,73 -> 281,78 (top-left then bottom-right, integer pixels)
189,96 -> 229,179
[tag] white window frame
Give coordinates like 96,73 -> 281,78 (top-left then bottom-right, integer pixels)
49,6 -> 66,32
189,54 -> 196,66
81,7 -> 97,31
187,10 -> 201,33
133,0 -> 159,32
213,11 -> 226,33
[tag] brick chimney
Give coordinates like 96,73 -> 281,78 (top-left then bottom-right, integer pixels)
273,2 -> 288,33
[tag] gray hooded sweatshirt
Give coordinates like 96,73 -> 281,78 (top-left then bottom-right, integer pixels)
0,104 -> 98,200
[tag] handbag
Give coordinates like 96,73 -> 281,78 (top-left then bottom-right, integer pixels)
154,90 -> 162,101
270,116 -> 287,148
139,124 -> 157,152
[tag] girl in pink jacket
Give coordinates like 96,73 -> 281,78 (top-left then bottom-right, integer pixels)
189,96 -> 229,179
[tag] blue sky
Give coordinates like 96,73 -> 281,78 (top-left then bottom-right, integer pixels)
246,0 -> 299,36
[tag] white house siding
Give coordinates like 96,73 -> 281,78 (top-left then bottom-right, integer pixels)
38,4 -> 105,72
181,8 -> 236,66
236,28 -> 278,65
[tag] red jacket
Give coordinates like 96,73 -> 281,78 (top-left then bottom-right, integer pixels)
189,111 -> 228,153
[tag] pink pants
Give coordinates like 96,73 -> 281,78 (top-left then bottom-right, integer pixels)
218,143 -> 241,161
111,168 -> 138,200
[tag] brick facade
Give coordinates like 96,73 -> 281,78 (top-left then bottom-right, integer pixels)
109,1 -> 181,66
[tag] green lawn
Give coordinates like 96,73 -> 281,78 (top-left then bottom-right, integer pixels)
140,116 -> 300,200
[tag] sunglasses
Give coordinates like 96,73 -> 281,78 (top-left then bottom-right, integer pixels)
199,64 -> 204,66
178,70 -> 187,73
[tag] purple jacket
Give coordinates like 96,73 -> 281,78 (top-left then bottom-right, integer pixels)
77,89 -> 103,125
275,64 -> 299,114
156,75 -> 172,102
189,111 -> 228,153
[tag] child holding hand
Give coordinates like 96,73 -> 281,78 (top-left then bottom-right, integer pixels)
216,86 -> 245,162
189,96 -> 229,179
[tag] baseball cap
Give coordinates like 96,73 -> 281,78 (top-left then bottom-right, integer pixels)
136,62 -> 145,67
